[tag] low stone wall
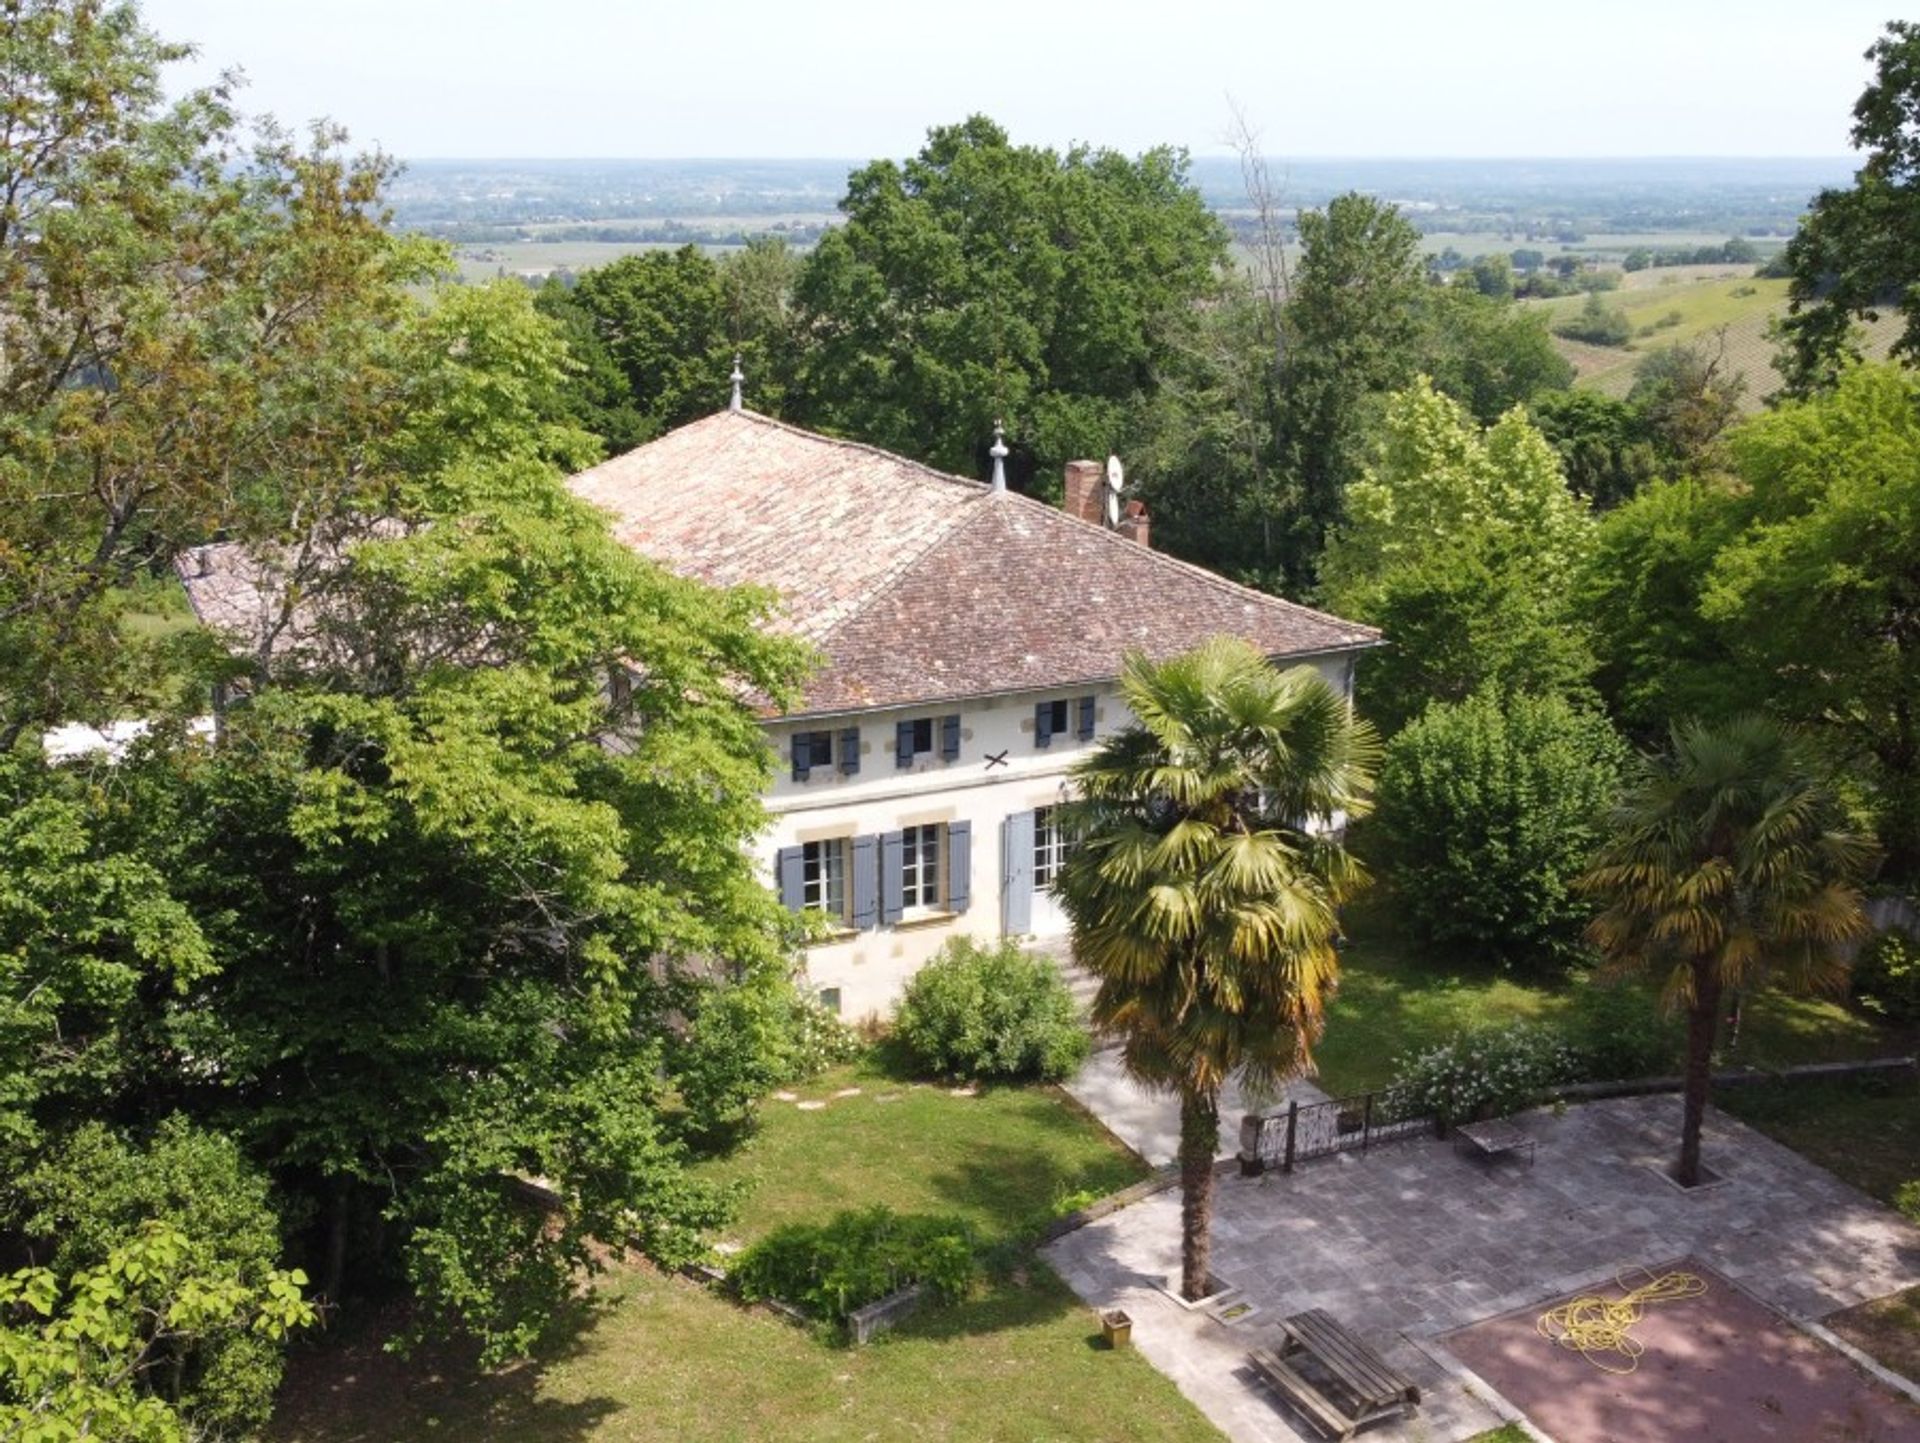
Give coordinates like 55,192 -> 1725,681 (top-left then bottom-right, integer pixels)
848,1283 -> 926,1344
1554,1055 -> 1916,1104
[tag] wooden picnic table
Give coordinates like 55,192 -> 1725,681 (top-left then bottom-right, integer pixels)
1247,1308 -> 1420,1441
1453,1116 -> 1537,1167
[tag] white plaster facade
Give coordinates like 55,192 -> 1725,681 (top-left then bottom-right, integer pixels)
760,655 -> 1356,1021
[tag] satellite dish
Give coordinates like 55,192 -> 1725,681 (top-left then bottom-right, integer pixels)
1104,489 -> 1122,528
1105,455 -> 1126,493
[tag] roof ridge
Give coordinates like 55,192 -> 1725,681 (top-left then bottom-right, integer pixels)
726,408 -> 995,497
991,487 -> 1382,643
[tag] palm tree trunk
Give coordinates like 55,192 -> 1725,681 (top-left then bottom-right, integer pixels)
1677,964 -> 1723,1188
1178,1090 -> 1220,1302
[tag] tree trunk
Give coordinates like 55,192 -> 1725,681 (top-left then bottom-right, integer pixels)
1677,964 -> 1723,1189
324,1181 -> 352,1304
1178,1091 -> 1220,1302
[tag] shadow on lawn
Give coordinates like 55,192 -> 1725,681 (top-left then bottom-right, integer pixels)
267,1294 -> 620,1443
921,1125 -> 1146,1243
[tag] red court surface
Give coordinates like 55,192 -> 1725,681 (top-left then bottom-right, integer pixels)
1443,1260 -> 1920,1443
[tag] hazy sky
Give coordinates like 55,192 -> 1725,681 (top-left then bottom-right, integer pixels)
143,0 -> 1881,160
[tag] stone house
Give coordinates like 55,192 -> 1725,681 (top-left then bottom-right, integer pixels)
567,406 -> 1380,1019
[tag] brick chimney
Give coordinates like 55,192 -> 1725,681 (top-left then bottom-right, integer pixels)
1119,498 -> 1151,549
1062,460 -> 1104,525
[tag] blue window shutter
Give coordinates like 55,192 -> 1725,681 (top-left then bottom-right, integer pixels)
1034,701 -> 1053,748
850,833 -> 879,929
838,727 -> 861,775
1002,811 -> 1035,934
946,821 -> 971,913
776,845 -> 805,912
880,831 -> 905,925
790,733 -> 810,783
1077,695 -> 1096,740
941,713 -> 961,761
895,718 -> 915,769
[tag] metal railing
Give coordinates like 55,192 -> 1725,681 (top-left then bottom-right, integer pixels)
1238,1090 -> 1433,1176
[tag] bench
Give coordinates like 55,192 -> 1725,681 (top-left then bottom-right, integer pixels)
1453,1117 -> 1537,1168
1247,1349 -> 1357,1441
1247,1309 -> 1420,1440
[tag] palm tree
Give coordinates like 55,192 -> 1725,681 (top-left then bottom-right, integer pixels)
1577,715 -> 1876,1188
1053,638 -> 1377,1302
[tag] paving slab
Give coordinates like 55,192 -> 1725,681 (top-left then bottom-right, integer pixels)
1064,1048 -> 1330,1167
1045,1095 -> 1920,1443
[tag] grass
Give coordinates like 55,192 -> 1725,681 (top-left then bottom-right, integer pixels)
268,1062 -> 1221,1443
1717,1074 -> 1920,1207
1308,894 -> 1910,1097
1464,1427 -> 1532,1443
700,1057 -> 1146,1246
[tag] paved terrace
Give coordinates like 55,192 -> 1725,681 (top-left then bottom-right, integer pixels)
1045,1095 -> 1920,1442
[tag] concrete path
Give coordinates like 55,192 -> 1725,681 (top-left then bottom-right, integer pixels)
1063,1048 -> 1330,1167
1045,1095 -> 1920,1443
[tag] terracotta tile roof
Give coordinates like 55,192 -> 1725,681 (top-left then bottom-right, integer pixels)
569,411 -> 1380,717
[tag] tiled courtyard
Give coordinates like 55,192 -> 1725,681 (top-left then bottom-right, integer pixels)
1045,1095 -> 1920,1442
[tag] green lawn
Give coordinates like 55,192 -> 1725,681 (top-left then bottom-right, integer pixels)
702,1057 -> 1146,1245
1309,895 -> 1909,1097
268,1063 -> 1221,1443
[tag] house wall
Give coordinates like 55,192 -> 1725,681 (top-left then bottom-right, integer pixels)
757,652 -> 1358,1022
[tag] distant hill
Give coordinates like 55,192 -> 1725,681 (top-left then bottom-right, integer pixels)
1532,266 -> 1901,411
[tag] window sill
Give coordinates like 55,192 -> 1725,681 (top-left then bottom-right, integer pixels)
894,910 -> 958,932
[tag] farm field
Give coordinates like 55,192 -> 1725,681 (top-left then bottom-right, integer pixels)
453,240 -> 750,283
1531,271 -> 1901,409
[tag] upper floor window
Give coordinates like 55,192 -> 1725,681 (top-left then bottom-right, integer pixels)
792,726 -> 861,781
1035,695 -> 1096,749
896,714 -> 962,768
1033,805 -> 1068,889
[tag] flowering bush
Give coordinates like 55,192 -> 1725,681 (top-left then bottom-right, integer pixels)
1385,1023 -> 1581,1126
787,986 -> 864,1076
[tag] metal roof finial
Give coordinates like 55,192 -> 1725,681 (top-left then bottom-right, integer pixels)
989,420 -> 1008,493
728,354 -> 744,412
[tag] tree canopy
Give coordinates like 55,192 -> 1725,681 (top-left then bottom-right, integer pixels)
1777,21 -> 1920,394
1321,380 -> 1596,732
790,115 -> 1227,489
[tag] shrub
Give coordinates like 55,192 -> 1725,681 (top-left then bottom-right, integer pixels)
1563,979 -> 1684,1080
730,1206 -> 976,1326
893,937 -> 1090,1082
1554,291 -> 1632,346
787,986 -> 864,1076
1852,930 -> 1920,1025
1897,1180 -> 1920,1227
675,980 -> 864,1134
11,1117 -> 293,1437
1370,691 -> 1627,973
1385,1024 -> 1581,1126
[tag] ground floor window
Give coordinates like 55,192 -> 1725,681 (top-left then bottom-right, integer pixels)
802,837 -> 848,922
901,822 -> 943,910
1033,805 -> 1068,889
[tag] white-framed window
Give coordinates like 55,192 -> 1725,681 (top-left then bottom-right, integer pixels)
1033,805 -> 1068,889
801,837 -> 848,922
900,823 -> 943,910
